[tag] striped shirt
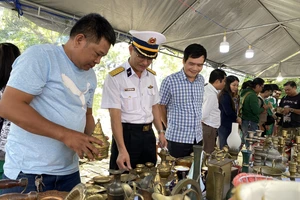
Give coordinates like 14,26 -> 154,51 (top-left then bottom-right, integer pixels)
159,69 -> 204,144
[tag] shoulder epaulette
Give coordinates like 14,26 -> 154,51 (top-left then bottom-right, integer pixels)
109,67 -> 125,76
146,68 -> 156,75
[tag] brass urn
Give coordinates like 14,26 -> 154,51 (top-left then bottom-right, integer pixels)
92,119 -> 110,161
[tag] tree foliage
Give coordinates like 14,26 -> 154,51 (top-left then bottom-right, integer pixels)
0,8 -> 62,51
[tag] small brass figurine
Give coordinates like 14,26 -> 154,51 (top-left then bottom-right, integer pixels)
92,119 -> 110,160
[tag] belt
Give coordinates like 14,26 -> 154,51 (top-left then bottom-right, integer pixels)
202,122 -> 217,130
122,123 -> 152,132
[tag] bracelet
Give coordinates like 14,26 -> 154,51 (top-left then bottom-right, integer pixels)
158,130 -> 165,134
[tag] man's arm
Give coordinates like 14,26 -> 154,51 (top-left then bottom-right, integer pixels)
202,94 -> 215,122
0,86 -> 102,160
152,104 -> 167,148
160,104 -> 168,128
108,108 -> 131,170
84,108 -> 95,135
284,107 -> 300,115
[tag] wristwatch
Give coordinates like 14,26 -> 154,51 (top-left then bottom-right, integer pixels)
290,108 -> 294,113
158,130 -> 165,134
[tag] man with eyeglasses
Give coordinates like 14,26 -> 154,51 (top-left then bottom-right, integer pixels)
159,44 -> 207,158
276,81 -> 300,136
101,30 -> 167,170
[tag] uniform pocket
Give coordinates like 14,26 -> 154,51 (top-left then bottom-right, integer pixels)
147,88 -> 155,96
121,91 -> 138,111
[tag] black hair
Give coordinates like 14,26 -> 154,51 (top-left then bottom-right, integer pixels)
183,43 -> 207,62
0,43 -> 21,89
269,84 -> 279,91
218,75 -> 239,111
209,69 -> 227,84
241,80 -> 252,90
283,81 -> 297,88
249,77 -> 264,89
261,84 -> 273,93
70,13 -> 116,45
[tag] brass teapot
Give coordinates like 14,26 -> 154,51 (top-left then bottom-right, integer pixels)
92,119 -> 110,161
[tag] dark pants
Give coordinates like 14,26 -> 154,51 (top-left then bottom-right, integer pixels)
1,171 -> 80,194
218,125 -> 231,149
109,123 -> 157,170
167,140 -> 202,158
202,123 -> 217,154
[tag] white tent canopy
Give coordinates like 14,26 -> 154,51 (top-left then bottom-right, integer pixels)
1,0 -> 300,78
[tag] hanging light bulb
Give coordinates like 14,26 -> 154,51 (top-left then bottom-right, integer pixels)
276,72 -> 283,82
245,45 -> 254,58
219,32 -> 229,53
276,62 -> 283,81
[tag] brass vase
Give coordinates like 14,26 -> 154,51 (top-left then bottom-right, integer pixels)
92,119 -> 110,161
107,170 -> 125,200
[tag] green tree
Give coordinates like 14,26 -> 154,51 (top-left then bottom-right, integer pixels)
0,8 -> 62,51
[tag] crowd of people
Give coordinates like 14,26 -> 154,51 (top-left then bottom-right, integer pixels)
0,12 -> 299,194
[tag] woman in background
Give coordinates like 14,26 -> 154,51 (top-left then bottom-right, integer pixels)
218,75 -> 241,149
0,43 -> 21,178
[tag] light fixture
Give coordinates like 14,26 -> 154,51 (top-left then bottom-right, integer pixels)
245,45 -> 254,58
276,62 -> 283,82
276,72 -> 283,82
219,32 -> 229,53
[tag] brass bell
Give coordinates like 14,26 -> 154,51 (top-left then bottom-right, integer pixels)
92,119 -> 110,160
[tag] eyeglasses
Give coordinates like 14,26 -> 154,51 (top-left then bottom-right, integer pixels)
134,50 -> 153,62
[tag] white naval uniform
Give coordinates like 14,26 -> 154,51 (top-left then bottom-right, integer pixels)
101,61 -> 160,170
101,61 -> 160,123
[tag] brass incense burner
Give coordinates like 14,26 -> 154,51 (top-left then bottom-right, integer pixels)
92,119 -> 110,161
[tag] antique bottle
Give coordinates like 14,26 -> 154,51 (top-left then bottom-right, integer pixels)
92,119 -> 110,160
107,170 -> 125,200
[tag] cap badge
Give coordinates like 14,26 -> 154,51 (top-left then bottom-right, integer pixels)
148,37 -> 156,45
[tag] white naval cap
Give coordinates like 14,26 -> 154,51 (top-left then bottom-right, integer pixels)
129,30 -> 166,58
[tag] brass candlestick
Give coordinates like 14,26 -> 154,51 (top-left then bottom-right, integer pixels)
285,136 -> 300,180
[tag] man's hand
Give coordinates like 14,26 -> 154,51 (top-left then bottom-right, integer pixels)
263,104 -> 269,110
283,107 -> 291,115
116,149 -> 132,171
236,117 -> 242,125
62,131 -> 103,160
159,133 -> 168,148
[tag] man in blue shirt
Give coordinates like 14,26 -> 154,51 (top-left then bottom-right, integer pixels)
0,13 -> 116,193
159,43 -> 206,158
